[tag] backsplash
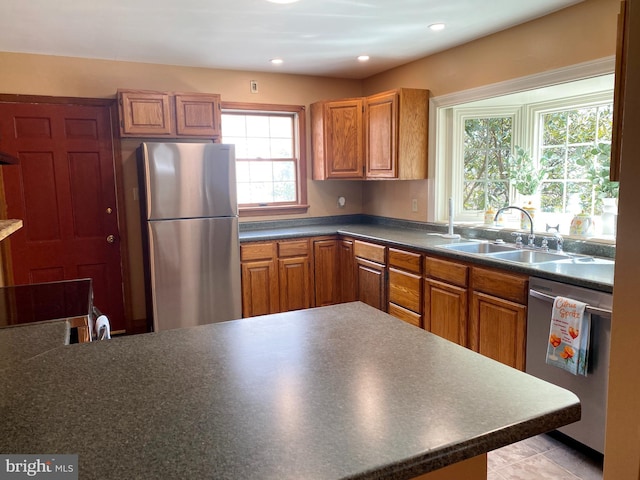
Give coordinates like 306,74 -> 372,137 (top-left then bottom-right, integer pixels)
240,214 -> 616,260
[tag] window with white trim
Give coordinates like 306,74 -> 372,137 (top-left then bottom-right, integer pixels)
221,103 -> 308,216
437,75 -> 616,237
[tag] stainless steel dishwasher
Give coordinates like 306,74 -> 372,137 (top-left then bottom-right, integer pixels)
526,276 -> 612,454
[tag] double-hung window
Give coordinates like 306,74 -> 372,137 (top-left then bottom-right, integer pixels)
221,103 -> 308,216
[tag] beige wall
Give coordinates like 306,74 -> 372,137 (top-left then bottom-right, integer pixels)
0,51 -> 365,220
0,52 -> 365,322
603,0 -> 640,476
361,0 -> 620,221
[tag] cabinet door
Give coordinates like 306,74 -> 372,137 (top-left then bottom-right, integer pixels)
324,99 -> 364,179
365,90 -> 398,178
469,291 -> 527,371
339,239 -> 357,303
241,259 -> 279,317
279,256 -> 311,312
424,278 -> 468,347
175,93 -> 221,138
355,257 -> 386,311
314,239 -> 340,307
119,90 -> 172,136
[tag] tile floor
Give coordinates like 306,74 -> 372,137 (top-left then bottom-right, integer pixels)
488,432 -> 603,480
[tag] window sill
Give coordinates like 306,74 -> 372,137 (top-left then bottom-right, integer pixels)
239,205 -> 310,217
438,221 -> 617,246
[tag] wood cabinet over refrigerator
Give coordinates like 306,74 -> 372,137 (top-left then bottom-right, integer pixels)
118,89 -> 222,139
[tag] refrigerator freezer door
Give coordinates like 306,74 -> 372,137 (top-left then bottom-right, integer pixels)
142,142 -> 237,220
148,217 -> 241,330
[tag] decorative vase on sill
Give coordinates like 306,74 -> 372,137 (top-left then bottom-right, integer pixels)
601,197 -> 618,235
508,146 -> 548,230
570,211 -> 595,236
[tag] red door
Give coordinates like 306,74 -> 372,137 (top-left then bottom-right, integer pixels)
0,101 -> 126,331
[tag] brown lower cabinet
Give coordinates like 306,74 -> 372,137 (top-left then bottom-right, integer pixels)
388,247 -> 423,327
240,242 -> 279,317
339,239 -> 357,303
354,240 -> 387,311
313,239 -> 341,307
240,235 -> 528,371
424,256 -> 469,346
278,239 -> 312,313
469,266 -> 528,371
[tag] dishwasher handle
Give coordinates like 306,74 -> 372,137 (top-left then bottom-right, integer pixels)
529,288 -> 612,317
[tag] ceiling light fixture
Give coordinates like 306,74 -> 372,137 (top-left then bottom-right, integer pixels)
428,23 -> 446,32
270,58 -> 284,65
357,55 -> 370,62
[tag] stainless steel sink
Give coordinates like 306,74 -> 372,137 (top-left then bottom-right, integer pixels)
442,242 -> 515,254
440,240 -> 611,266
487,249 -> 571,264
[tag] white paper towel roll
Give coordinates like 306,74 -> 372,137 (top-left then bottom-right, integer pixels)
95,315 -> 111,340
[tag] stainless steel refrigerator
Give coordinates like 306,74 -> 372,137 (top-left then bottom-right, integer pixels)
138,142 -> 241,331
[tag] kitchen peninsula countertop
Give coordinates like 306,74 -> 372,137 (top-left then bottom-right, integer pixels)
239,218 -> 614,292
1,302 -> 580,480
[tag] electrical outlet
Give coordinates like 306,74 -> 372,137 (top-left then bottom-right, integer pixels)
411,199 -> 418,212
250,80 -> 259,94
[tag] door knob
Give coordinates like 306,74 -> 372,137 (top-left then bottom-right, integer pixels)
106,235 -> 116,244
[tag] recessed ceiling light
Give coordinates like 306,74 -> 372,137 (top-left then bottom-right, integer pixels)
357,55 -> 370,62
270,58 -> 284,65
429,23 -> 446,31
266,0 -> 300,3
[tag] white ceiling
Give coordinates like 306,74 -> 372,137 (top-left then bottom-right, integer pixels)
1,0 -> 583,79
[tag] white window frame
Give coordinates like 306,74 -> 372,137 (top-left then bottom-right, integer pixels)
429,57 -> 616,224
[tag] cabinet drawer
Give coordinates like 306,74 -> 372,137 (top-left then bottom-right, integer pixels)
278,239 -> 310,257
240,242 -> 276,261
424,256 -> 468,288
388,303 -> 422,328
471,266 -> 528,304
388,268 -> 422,313
388,248 -> 422,274
354,240 -> 386,264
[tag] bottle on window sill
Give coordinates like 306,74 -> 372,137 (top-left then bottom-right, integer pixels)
484,207 -> 496,225
521,201 -> 536,230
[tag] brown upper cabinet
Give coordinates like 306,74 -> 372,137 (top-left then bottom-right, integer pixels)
311,98 -> 364,179
118,89 -> 222,139
311,88 -> 429,180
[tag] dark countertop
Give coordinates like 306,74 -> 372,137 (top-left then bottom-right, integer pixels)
0,320 -> 70,371
0,302 -> 580,480
239,220 -> 614,292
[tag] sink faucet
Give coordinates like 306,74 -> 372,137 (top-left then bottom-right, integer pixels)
541,234 -> 563,252
494,206 -> 535,248
553,233 -> 563,252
